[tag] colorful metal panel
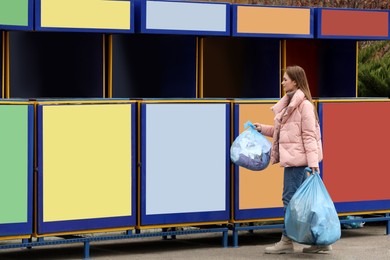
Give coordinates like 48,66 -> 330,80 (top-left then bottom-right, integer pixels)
138,0 -> 230,35
233,5 -> 313,38
320,101 -> 390,212
0,0 -> 33,30
0,104 -> 33,237
140,101 -> 230,225
317,8 -> 390,39
233,102 -> 284,221
37,102 -> 136,234
36,0 -> 134,33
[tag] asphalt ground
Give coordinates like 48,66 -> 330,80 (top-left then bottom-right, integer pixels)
0,222 -> 389,260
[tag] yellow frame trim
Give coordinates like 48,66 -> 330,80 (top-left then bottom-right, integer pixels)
0,235 -> 31,241
231,100 -> 279,104
232,217 -> 283,224
136,221 -> 228,230
197,37 -> 204,98
108,34 -> 113,98
317,99 -> 389,103
338,210 -> 390,217
34,226 -> 134,238
35,100 -> 137,105
141,99 -> 230,104
356,41 -> 358,97
1,31 -> 4,98
137,101 -> 141,227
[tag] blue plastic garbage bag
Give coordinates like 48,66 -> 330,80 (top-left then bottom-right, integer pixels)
285,168 -> 341,245
230,121 -> 271,171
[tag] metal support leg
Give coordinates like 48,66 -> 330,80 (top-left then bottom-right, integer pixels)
83,241 -> 90,259
22,238 -> 32,250
386,213 -> 390,235
222,230 -> 228,248
162,228 -> 168,240
233,224 -> 239,248
248,223 -> 254,234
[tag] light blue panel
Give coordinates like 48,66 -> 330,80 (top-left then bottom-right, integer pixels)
145,104 -> 226,214
146,1 -> 227,32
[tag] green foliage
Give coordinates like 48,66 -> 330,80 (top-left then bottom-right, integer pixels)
358,41 -> 390,97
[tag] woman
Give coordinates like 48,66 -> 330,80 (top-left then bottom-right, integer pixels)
253,66 -> 330,254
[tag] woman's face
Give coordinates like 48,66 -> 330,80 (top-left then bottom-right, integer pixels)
282,73 -> 297,93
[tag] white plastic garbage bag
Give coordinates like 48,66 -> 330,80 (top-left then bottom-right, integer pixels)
230,121 -> 271,171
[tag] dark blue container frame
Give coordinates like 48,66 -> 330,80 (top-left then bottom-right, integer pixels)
233,102 -> 284,221
139,101 -> 231,226
316,8 -> 390,40
232,4 -> 315,39
0,0 -> 34,31
135,0 -> 231,36
0,104 -> 34,237
36,102 -> 137,235
230,101 -> 325,247
34,0 -> 135,33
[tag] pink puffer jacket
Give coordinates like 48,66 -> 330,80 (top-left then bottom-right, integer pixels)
260,89 -> 323,168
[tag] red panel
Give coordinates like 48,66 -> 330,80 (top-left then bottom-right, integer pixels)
322,102 -> 390,202
321,10 -> 389,37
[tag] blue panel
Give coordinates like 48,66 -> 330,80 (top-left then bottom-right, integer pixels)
36,104 -> 136,235
140,102 -> 230,226
137,0 -> 230,36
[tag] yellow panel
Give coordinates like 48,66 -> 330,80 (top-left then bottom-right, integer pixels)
41,0 -> 131,30
43,104 -> 132,221
238,103 -> 284,209
237,6 -> 310,35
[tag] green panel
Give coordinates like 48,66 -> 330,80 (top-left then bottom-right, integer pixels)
0,0 -> 29,26
0,105 -> 29,224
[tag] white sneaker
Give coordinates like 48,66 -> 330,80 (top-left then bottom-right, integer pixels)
265,235 -> 294,254
302,245 -> 333,253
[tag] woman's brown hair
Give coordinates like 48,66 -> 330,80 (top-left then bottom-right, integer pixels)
285,65 -> 319,121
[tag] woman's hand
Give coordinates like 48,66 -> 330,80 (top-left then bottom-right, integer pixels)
311,167 -> 319,173
253,122 -> 262,132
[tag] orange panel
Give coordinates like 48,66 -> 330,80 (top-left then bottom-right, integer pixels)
322,102 -> 390,202
237,103 -> 284,210
237,6 -> 311,35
